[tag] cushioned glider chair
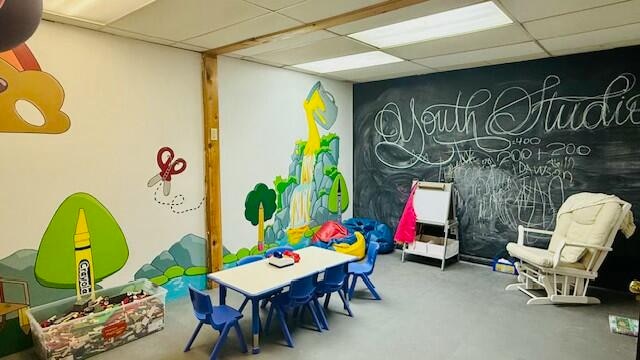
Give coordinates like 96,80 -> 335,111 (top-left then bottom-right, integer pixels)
506,193 -> 633,305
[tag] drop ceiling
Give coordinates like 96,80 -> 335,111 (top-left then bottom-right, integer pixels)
42,0 -> 640,83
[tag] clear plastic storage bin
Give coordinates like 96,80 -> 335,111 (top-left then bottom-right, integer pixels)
27,279 -> 166,360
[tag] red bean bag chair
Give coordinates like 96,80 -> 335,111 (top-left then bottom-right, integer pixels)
312,221 -> 348,243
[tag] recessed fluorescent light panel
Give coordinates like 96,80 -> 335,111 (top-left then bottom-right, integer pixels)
43,0 -> 156,25
293,51 -> 403,73
349,1 -> 513,48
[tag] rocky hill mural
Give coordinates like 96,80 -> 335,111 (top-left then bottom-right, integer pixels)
223,81 -> 349,268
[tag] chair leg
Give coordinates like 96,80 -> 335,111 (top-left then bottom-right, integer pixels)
239,297 -> 249,313
348,274 -> 358,300
184,321 -> 204,352
265,303 -> 275,335
276,306 -> 294,348
233,321 -> 248,354
323,293 -> 331,309
313,297 -> 329,330
306,302 -> 323,332
293,305 -> 302,320
362,275 -> 381,300
210,323 -> 232,360
338,289 -> 353,317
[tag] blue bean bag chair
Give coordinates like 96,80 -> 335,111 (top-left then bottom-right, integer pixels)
343,218 -> 394,254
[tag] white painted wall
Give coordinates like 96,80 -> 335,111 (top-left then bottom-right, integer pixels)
0,21 -> 205,287
218,56 -> 353,252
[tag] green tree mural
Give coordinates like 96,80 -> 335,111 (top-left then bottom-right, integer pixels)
34,193 -> 128,290
244,183 -> 277,251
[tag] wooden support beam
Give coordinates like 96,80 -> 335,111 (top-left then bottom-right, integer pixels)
206,0 -> 428,55
202,54 -> 222,288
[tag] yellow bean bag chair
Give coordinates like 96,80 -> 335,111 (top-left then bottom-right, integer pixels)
333,231 -> 366,260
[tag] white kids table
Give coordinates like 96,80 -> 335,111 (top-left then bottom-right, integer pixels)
207,246 -> 356,354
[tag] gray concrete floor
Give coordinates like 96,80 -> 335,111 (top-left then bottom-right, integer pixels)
5,252 -> 639,360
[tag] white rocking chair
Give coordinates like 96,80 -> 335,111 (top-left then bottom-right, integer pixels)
505,193 -> 633,305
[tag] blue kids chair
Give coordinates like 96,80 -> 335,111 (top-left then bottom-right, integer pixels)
264,273 -> 324,347
348,242 -> 381,300
315,263 -> 353,329
184,286 -> 248,359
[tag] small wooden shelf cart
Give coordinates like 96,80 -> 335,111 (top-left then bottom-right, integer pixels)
401,181 -> 459,270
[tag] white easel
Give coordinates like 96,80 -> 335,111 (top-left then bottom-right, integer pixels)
401,181 -> 459,270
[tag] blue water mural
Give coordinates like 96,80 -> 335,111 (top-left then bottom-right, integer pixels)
162,275 -> 207,302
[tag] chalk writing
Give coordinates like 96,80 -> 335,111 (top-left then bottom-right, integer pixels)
372,73 -> 640,233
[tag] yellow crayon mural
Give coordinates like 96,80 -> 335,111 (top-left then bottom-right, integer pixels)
74,209 -> 96,300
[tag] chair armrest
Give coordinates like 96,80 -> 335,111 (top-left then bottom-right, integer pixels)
552,240 -> 613,268
563,242 -> 613,252
517,225 -> 553,245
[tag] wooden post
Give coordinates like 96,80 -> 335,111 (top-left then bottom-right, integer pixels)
202,54 -> 222,288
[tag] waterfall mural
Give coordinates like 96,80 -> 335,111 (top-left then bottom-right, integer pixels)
223,81 -> 349,268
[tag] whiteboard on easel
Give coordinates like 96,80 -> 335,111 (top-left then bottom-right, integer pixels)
412,181 -> 453,225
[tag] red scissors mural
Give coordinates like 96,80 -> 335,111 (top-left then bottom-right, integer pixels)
147,146 -> 187,196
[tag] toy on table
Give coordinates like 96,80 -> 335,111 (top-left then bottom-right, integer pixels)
147,146 -> 187,196
267,250 -> 300,268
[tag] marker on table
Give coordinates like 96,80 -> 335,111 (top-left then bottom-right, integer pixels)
74,209 -> 96,300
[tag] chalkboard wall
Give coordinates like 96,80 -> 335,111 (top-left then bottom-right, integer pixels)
353,46 -> 640,290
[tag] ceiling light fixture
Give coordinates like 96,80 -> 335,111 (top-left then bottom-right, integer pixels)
349,1 -> 512,48
293,51 -> 403,73
43,0 -> 156,25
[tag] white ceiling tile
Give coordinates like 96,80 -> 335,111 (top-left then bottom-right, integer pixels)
386,24 -> 531,59
231,30 -> 337,57
499,0 -> 627,22
278,0 -> 386,23
245,0 -> 306,11
487,52 -> 549,65
169,42 -> 208,52
434,61 -> 493,72
241,56 -> 287,68
329,0 -> 483,35
524,0 -> 640,40
539,22 -> 640,56
185,13 -> 301,49
101,27 -> 175,45
328,60 -> 433,82
109,0 -> 268,41
282,65 -> 352,81
42,13 -> 103,30
352,67 -> 437,82
252,36 -> 375,66
414,42 -> 545,68
43,0 -> 157,25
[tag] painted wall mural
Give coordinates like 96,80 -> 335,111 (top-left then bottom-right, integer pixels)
147,146 -> 204,214
223,82 -> 349,268
0,192 -> 128,357
0,17 -> 206,356
134,234 -> 208,302
0,43 -> 70,134
35,193 -> 129,291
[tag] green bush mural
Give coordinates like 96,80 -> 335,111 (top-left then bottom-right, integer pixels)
34,193 -> 128,289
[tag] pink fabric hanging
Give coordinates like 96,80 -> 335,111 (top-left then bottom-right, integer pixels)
394,184 -> 418,244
